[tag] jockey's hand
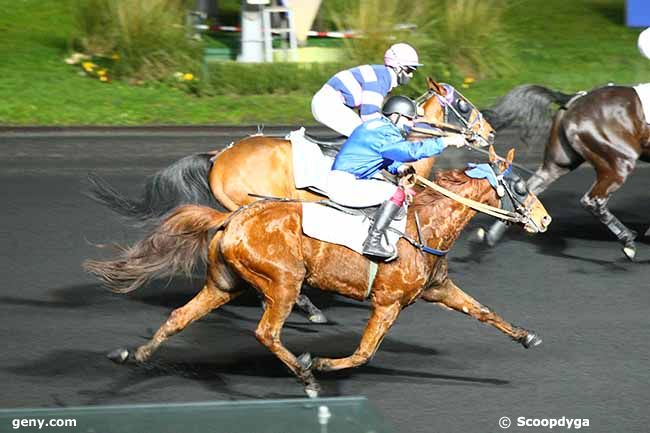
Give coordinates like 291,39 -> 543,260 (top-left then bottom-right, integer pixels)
396,164 -> 416,177
441,133 -> 467,148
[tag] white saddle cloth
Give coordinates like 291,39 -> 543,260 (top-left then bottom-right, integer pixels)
289,127 -> 333,193
633,83 -> 650,123
301,202 -> 407,256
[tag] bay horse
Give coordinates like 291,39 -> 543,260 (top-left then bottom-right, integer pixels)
84,147 -> 550,397
85,77 -> 495,322
480,84 -> 650,260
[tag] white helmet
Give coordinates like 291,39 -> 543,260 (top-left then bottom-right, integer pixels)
638,27 -> 650,59
384,43 -> 423,68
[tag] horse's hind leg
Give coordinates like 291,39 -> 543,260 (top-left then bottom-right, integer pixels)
108,281 -> 243,364
580,160 -> 637,260
421,278 -> 541,349
295,293 -> 327,324
309,302 -> 401,373
253,282 -> 321,397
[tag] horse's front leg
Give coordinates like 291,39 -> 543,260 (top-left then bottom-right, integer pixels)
421,278 -> 542,349
306,302 -> 402,372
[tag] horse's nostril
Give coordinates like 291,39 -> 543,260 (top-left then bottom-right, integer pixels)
542,215 -> 552,227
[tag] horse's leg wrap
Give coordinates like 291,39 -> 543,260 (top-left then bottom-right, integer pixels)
580,194 -> 637,243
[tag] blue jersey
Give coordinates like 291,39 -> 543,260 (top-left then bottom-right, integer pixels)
331,117 -> 447,179
326,65 -> 396,121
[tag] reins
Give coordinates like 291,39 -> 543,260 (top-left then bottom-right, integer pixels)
408,174 -> 523,223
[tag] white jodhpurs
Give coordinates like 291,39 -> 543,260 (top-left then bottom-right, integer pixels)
327,170 -> 397,208
311,85 -> 362,137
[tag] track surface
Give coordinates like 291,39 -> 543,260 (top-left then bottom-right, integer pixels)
1,129 -> 648,432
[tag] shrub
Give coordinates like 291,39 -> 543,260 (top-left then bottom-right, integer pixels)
73,0 -> 202,81
203,62 -> 353,95
327,0 -> 513,80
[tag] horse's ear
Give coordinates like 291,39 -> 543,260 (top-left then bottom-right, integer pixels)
488,145 -> 497,163
427,77 -> 447,96
506,148 -> 515,165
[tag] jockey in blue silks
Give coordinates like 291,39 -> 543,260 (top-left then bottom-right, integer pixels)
327,95 -> 467,259
311,43 -> 422,137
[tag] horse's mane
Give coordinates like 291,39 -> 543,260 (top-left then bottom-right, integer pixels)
413,169 -> 473,210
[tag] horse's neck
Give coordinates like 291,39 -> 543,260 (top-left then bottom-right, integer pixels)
413,177 -> 497,251
411,157 -> 435,178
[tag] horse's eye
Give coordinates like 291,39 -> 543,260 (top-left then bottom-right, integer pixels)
457,99 -> 470,113
514,179 -> 527,195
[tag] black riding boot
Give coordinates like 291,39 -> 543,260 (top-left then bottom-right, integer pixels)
362,200 -> 402,259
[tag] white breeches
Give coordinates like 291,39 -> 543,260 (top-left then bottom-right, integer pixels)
327,170 -> 397,207
311,85 -> 363,137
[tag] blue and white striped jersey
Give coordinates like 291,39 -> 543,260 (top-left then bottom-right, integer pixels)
326,65 -> 397,121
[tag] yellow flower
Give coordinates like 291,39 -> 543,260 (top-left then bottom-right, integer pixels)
82,62 -> 96,72
111,53 -> 120,60
443,69 -> 451,78
462,83 -> 470,89
182,73 -> 194,81
463,76 -> 475,85
100,76 -> 108,82
97,69 -> 107,76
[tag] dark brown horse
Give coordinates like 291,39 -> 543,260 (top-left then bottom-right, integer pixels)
85,77 -> 495,322
84,148 -> 550,397
480,84 -> 650,259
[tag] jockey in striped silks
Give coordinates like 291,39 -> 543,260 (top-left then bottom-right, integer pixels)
311,43 -> 422,137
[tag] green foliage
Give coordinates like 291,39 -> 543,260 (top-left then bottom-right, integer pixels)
425,0 -> 514,78
327,0 -> 430,65
202,62 -> 352,95
73,0 -> 202,81
326,0 -> 513,79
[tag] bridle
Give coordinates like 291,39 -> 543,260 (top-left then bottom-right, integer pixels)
414,85 -> 492,148
413,86 -> 537,176
405,163 -> 539,227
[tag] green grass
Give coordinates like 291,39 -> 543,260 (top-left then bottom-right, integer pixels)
1,0 -> 650,125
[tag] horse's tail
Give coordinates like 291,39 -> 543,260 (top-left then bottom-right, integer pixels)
85,152 -> 218,225
481,85 -> 577,147
83,205 -> 229,294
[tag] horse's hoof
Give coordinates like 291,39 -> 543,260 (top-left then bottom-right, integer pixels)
107,348 -> 130,364
297,352 -> 313,371
522,333 -> 543,349
476,227 -> 486,242
308,312 -> 328,324
644,227 -> 650,238
304,382 -> 321,399
623,243 -> 636,261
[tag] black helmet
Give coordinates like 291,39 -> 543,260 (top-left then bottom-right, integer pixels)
382,95 -> 416,119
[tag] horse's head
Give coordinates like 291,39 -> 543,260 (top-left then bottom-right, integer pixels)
418,77 -> 495,148
483,146 -> 551,233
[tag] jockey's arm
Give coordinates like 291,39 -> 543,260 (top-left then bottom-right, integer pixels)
380,133 -> 447,165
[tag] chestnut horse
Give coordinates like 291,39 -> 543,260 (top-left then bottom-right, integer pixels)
85,148 -> 550,397
480,84 -> 650,260
86,78 -> 495,323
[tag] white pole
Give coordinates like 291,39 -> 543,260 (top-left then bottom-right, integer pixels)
238,0 -> 266,62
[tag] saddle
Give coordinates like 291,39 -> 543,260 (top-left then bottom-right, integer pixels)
287,128 -> 407,257
304,131 -> 346,158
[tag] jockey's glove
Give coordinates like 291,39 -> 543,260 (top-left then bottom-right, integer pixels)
441,134 -> 467,148
396,164 -> 416,177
